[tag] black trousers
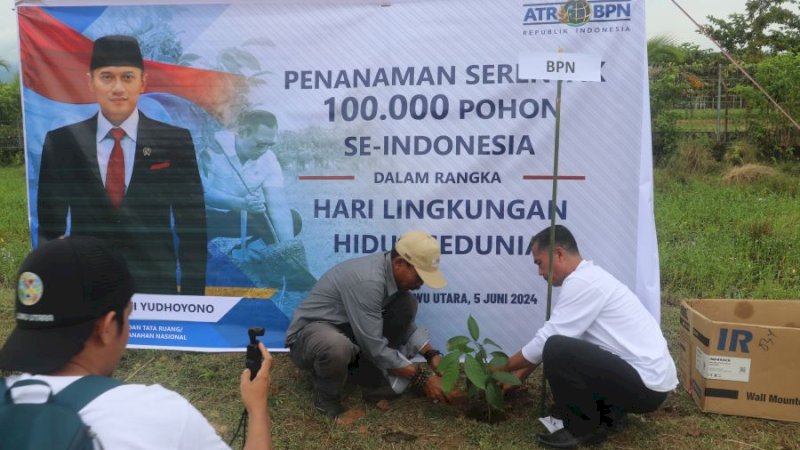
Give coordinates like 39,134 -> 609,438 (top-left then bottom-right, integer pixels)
289,291 -> 418,398
543,335 -> 668,435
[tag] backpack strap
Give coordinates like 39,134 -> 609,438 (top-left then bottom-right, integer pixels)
2,378 -> 56,404
0,376 -> 121,409
53,376 -> 122,411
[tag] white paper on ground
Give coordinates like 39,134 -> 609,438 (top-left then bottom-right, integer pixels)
538,416 -> 565,434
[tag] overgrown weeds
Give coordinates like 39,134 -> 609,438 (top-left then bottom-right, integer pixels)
723,139 -> 759,166
722,163 -> 778,183
666,138 -> 718,176
722,163 -> 798,197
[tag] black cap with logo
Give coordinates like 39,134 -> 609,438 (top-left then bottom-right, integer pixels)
0,236 -> 134,374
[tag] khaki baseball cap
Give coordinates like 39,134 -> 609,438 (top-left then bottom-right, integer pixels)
395,230 -> 447,289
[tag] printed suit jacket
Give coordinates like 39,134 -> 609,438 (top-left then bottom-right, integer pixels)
37,112 -> 208,295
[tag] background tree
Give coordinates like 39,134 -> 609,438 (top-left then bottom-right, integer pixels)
734,53 -> 800,160
647,35 -> 686,66
703,0 -> 800,60
0,75 -> 23,166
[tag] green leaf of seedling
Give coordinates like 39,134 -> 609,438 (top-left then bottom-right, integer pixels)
467,315 -> 480,341
477,344 -> 487,363
485,381 -> 504,411
447,335 -> 470,351
439,352 -> 462,392
467,382 -> 478,397
450,343 -> 474,354
491,351 -> 509,359
489,354 -> 508,367
483,337 -> 501,349
464,354 -> 488,389
492,371 -> 521,386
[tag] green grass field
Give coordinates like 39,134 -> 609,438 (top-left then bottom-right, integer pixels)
0,165 -> 30,286
1,164 -> 799,449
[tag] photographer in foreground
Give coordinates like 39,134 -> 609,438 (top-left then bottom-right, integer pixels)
0,236 -> 272,450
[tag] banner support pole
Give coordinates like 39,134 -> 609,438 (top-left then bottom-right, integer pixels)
540,78 -> 563,417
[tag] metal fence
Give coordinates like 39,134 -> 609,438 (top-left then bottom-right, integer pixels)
670,64 -> 752,111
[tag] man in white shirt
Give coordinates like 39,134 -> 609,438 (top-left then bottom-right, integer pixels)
200,109 -> 294,247
0,236 -> 272,450
500,225 -> 678,449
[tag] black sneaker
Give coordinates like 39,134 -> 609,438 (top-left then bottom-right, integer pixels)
537,427 -> 608,449
313,391 -> 345,418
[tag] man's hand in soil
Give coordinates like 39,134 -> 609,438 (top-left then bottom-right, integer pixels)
423,375 -> 451,404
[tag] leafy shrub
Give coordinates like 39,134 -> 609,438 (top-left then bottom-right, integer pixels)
649,64 -> 683,165
652,110 -> 681,165
438,315 -> 520,417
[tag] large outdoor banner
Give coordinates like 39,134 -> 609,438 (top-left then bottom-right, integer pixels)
17,0 -> 659,353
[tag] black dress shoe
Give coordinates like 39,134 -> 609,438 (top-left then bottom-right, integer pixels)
313,391 -> 345,418
537,427 -> 608,449
548,404 -> 568,421
601,406 -> 629,433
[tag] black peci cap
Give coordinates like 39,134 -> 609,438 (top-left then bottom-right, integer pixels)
90,35 -> 144,71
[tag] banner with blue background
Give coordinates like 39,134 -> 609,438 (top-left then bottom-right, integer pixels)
17,0 -> 659,353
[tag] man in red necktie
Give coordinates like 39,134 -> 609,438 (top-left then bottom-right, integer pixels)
36,35 -> 208,295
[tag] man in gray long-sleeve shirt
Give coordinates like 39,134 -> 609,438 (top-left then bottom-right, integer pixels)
285,230 -> 450,417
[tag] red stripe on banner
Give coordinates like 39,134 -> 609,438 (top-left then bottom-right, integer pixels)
298,176 -> 356,181
18,7 -> 245,124
522,175 -> 586,181
18,7 -> 95,104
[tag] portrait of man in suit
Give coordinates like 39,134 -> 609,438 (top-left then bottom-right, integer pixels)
36,35 -> 208,295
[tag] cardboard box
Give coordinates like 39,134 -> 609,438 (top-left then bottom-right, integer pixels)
679,299 -> 800,423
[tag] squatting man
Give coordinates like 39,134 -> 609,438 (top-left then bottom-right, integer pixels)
285,230 -> 452,417
498,225 -> 678,449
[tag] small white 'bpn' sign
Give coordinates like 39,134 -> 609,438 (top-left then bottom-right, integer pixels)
518,52 -> 601,82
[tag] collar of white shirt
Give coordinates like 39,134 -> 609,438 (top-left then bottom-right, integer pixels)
96,110 -> 140,144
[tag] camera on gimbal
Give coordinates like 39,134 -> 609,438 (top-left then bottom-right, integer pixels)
245,327 -> 265,380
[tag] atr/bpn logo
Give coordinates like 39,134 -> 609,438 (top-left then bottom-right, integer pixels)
558,0 -> 592,27
523,0 -> 632,27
